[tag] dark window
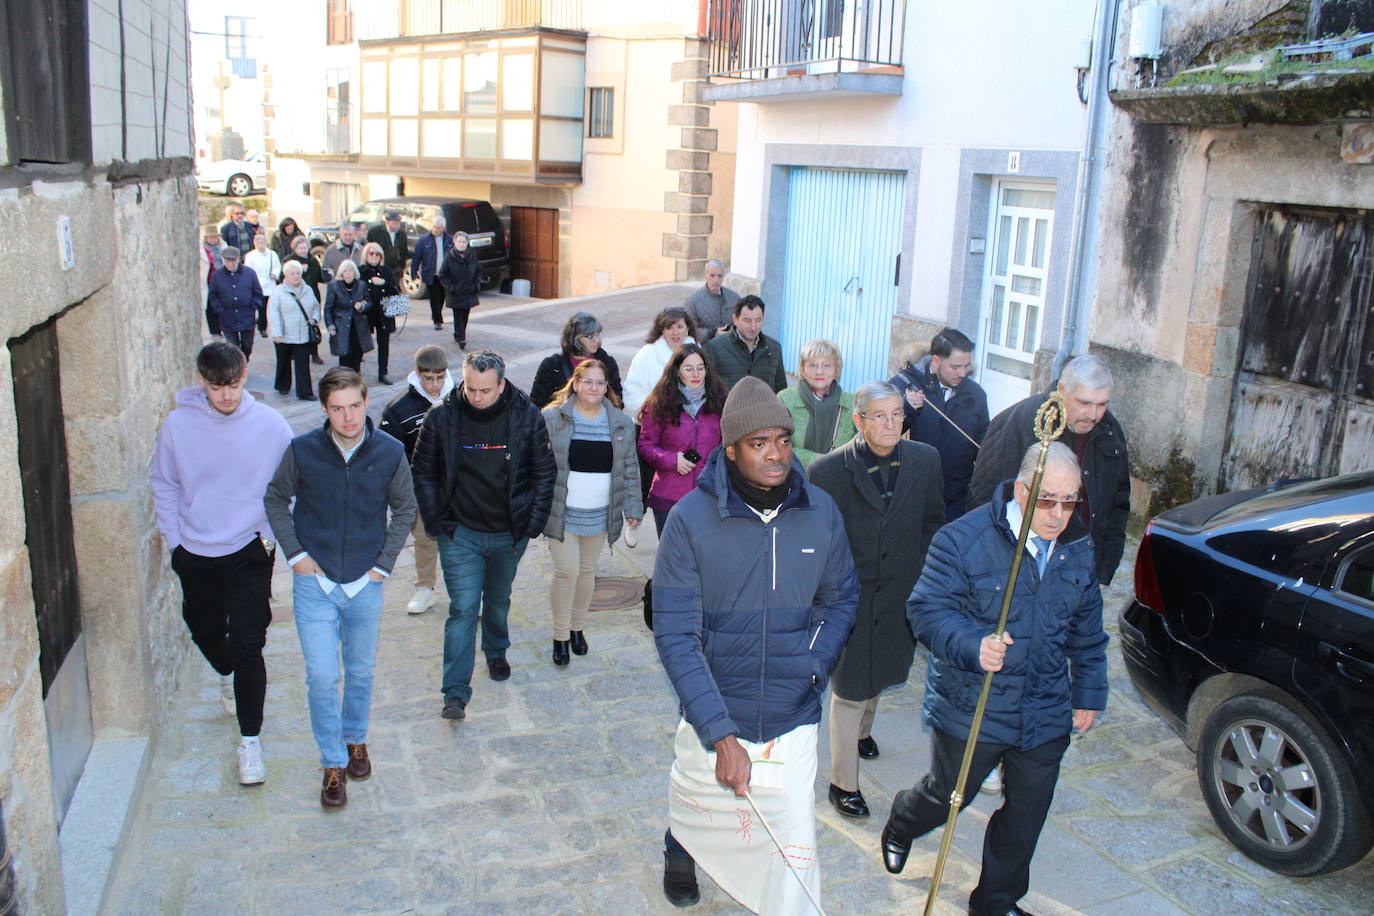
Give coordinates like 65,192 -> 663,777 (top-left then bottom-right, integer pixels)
327,0 -> 353,46
1339,547 -> 1374,603
0,0 -> 92,164
587,87 -> 613,139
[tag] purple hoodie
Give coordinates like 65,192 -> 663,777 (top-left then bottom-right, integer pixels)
151,385 -> 294,557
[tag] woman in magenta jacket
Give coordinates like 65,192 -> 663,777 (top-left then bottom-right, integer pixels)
637,343 -> 727,534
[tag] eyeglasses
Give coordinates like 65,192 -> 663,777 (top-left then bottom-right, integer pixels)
1033,496 -> 1080,510
859,412 -> 903,426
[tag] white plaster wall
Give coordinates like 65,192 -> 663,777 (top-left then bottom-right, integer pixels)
90,0 -> 194,163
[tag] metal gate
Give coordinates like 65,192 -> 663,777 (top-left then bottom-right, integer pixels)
1222,206 -> 1374,490
780,167 -> 904,391
10,318 -> 92,822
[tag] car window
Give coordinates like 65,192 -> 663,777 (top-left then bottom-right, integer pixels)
444,205 -> 481,234
1338,548 -> 1374,602
350,203 -> 384,227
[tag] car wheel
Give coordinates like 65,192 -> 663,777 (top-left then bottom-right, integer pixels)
226,174 -> 253,197
402,272 -> 427,300
1197,692 -> 1372,876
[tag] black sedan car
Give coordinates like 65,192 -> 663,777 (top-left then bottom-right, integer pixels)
1120,471 -> 1374,876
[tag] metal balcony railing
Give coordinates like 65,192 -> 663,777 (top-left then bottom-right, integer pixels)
707,0 -> 904,79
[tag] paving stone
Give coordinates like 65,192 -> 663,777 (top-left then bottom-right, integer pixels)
1065,813 -> 1199,865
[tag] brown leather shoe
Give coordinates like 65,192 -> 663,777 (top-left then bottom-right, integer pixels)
346,743 -> 371,781
321,767 -> 348,808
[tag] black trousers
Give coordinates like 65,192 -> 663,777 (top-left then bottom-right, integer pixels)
374,324 -> 391,377
224,328 -> 255,358
170,539 -> 275,736
340,349 -> 363,372
451,306 -> 471,344
888,728 -> 1069,915
634,424 -> 654,508
273,342 -> 314,398
427,281 -> 445,326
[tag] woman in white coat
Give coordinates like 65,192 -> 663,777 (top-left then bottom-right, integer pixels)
267,260 -> 322,400
622,306 -> 695,507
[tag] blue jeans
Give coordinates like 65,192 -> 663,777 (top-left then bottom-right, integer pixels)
437,524 -> 528,705
292,574 -> 384,768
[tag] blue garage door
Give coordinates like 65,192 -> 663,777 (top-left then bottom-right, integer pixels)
781,167 -> 905,391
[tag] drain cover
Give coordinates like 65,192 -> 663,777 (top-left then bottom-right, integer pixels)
589,576 -> 643,612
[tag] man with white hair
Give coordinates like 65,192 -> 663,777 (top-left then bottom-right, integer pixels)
411,216 -> 454,331
881,441 -> 1108,916
322,220 -> 365,288
967,355 -> 1130,586
684,259 -> 739,343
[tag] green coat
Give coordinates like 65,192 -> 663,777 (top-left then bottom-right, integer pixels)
703,329 -> 788,393
778,385 -> 857,468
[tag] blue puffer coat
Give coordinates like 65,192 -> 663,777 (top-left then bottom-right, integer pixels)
654,447 -> 859,750
909,480 -> 1108,750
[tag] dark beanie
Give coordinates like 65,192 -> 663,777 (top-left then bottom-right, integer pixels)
720,377 -> 795,446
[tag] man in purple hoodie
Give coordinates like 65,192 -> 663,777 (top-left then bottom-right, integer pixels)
151,341 -> 294,786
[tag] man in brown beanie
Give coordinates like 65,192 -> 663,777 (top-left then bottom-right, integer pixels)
653,376 -> 860,913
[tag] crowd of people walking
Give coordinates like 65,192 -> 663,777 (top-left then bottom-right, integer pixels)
179,242 -> 1132,914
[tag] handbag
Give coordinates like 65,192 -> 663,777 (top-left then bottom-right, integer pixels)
382,294 -> 410,317
287,288 -> 322,346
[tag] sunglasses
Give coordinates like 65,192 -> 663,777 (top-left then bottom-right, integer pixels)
1033,496 -> 1080,510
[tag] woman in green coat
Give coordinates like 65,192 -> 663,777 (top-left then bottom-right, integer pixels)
778,338 -> 857,467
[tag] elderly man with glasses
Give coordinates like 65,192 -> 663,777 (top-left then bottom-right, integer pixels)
880,440 -> 1108,916
807,380 -> 946,819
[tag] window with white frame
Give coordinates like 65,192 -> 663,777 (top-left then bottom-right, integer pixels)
587,87 -> 613,139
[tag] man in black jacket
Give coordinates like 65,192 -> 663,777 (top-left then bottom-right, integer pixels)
263,368 -> 417,808
380,345 -> 454,616
411,350 -> 556,721
366,210 -> 410,274
966,355 -> 1130,585
889,327 -> 990,520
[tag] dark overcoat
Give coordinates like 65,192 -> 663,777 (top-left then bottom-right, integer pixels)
808,435 -> 946,700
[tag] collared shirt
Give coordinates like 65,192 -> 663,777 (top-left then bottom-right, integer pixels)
1005,498 -> 1057,564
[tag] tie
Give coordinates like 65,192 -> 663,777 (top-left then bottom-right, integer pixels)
1032,537 -> 1050,576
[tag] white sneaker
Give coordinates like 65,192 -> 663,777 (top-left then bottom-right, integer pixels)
407,586 -> 436,614
980,765 -> 1003,796
237,738 -> 265,785
220,675 -> 236,717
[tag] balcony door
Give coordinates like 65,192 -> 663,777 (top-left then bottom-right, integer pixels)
976,182 -> 1056,415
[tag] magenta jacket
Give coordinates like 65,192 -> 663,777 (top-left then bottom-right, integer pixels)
637,407 -> 723,511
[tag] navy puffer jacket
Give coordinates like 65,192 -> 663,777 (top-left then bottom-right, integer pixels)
910,480 -> 1108,750
654,448 -> 859,750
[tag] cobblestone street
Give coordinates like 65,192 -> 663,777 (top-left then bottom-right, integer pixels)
103,286 -> 1374,914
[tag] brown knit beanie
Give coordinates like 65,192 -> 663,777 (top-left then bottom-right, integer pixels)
720,376 -> 795,446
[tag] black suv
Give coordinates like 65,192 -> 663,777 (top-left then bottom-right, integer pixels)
310,196 -> 508,290
1120,471 -> 1374,876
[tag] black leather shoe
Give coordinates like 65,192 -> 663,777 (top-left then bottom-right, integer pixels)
552,640 -> 570,666
969,907 -> 1038,916
662,851 -> 699,907
378,374 -> 392,386
881,820 -> 911,874
569,630 -> 588,655
487,656 -> 511,681
858,736 -> 880,759
441,697 -> 466,720
829,783 -> 870,818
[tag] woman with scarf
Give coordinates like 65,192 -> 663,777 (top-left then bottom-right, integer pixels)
324,259 -> 372,372
541,360 -> 642,666
266,260 -> 321,400
637,343 -> 726,534
270,216 -> 306,260
778,338 -> 856,468
358,241 -> 401,385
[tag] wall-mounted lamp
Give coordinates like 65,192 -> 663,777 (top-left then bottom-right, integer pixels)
1130,2 -> 1165,86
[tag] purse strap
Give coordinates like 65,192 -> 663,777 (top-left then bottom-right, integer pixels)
285,286 -> 315,326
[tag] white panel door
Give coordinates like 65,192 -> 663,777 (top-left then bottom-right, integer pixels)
781,167 -> 904,392
977,182 -> 1056,415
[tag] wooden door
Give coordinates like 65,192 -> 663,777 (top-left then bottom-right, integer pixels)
509,206 -> 559,299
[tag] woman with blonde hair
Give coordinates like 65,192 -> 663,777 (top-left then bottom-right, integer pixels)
779,338 -> 856,467
324,259 -> 372,371
541,360 -> 642,665
358,241 -> 401,385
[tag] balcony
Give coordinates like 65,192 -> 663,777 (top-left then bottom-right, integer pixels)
356,29 -> 585,184
702,0 -> 905,103
356,0 -> 581,42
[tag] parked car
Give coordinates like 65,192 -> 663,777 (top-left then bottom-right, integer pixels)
1120,471 -> 1374,876
195,152 -> 267,197
309,196 -> 509,291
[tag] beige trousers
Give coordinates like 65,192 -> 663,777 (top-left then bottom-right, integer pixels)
412,516 -> 437,589
547,533 -> 604,640
828,693 -> 880,791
